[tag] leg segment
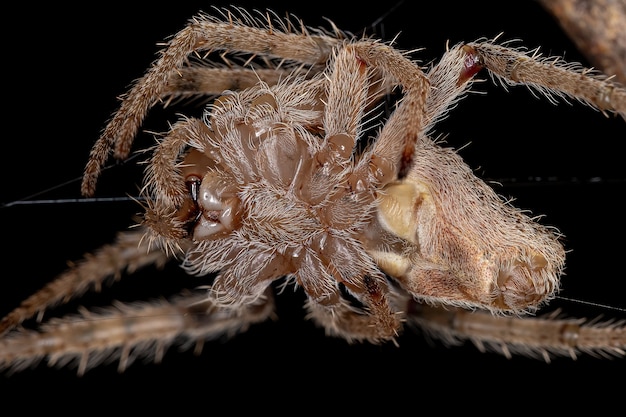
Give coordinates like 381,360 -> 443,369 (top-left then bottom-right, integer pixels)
162,67 -> 291,104
352,41 -> 430,182
539,0 -> 626,85
408,303 -> 626,361
0,230 -> 171,337
81,9 -> 344,196
0,289 -> 275,375
305,284 -> 402,344
465,41 -> 626,119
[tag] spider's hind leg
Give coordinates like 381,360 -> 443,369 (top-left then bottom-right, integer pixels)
406,302 -> 626,361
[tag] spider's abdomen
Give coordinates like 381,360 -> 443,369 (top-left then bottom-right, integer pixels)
367,138 -> 567,314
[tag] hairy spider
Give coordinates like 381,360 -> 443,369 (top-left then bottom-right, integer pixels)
1,6 -> 625,375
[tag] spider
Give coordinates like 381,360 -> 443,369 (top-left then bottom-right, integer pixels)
1,6 -> 625,376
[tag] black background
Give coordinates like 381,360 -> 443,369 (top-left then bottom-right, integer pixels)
1,0 -> 625,412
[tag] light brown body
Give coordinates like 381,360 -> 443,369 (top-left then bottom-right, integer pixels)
1,7 -> 624,374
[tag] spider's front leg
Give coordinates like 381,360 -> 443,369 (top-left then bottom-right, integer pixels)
81,10 -> 345,198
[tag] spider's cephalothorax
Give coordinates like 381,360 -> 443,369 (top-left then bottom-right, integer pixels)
142,70 -> 405,341
1,8 -> 625,374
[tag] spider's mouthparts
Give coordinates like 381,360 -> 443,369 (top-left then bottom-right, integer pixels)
189,172 -> 240,240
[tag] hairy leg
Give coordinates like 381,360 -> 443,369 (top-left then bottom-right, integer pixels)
0,288 -> 275,375
0,230 -> 171,336
82,10 -> 344,197
408,303 -> 626,361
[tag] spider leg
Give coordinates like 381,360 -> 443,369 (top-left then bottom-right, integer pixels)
0,229 -> 171,337
465,41 -> 626,119
304,280 -> 402,344
539,0 -> 626,86
0,288 -> 275,376
160,57 -> 328,109
162,67 -> 290,104
406,302 -> 626,361
351,41 -> 430,181
81,9 -> 344,197
322,44 -> 372,141
357,42 -> 482,181
143,117 -> 211,209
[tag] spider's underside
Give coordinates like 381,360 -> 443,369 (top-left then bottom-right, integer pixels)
1,7 -> 625,375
